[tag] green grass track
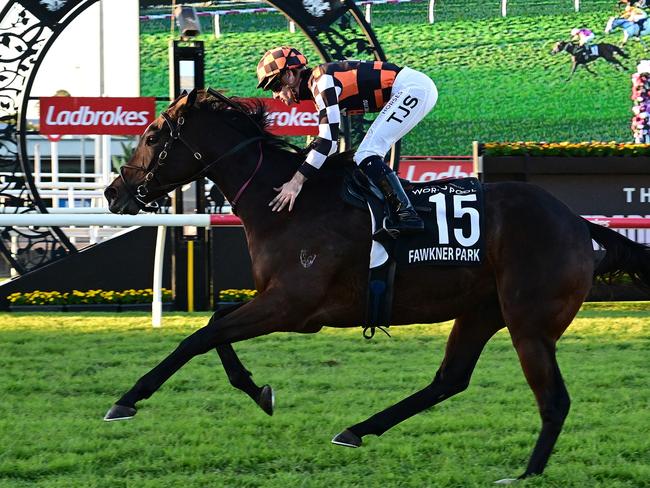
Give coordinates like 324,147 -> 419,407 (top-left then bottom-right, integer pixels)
0,304 -> 649,487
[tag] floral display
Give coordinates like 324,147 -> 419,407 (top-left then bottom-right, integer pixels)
631,71 -> 650,143
7,288 -> 172,306
218,289 -> 257,303
482,141 -> 650,157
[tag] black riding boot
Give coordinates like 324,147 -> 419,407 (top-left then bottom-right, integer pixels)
359,155 -> 424,236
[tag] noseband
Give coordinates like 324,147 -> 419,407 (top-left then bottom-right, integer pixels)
120,91 -> 266,213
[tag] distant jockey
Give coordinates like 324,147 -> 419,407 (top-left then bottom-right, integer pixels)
621,3 -> 648,30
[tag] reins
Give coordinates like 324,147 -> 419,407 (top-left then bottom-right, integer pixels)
121,88 -> 279,214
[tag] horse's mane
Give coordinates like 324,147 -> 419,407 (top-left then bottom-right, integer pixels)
189,89 -> 356,170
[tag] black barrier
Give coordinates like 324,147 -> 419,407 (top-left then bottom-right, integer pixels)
481,155 -> 650,301
0,226 -> 173,311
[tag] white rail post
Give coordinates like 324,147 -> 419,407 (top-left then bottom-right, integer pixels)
574,0 -> 580,12
289,20 -> 295,33
365,3 -> 371,24
502,0 -> 507,17
34,143 -> 41,184
51,140 -> 59,208
152,225 -> 167,328
429,0 -> 436,24
101,135 -> 111,187
213,13 -> 221,38
94,135 -> 102,192
10,235 -> 18,278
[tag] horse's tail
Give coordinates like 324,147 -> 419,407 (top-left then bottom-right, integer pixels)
587,220 -> 650,287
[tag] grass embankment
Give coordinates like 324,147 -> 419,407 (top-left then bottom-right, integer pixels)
141,3 -> 640,154
0,304 -> 648,487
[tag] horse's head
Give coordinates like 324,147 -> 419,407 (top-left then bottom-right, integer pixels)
104,89 -> 269,215
551,41 -> 569,55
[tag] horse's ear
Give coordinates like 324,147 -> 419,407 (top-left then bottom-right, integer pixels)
186,88 -> 198,108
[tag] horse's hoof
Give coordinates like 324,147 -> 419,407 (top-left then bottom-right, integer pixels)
103,404 -> 137,421
257,384 -> 274,416
494,478 -> 518,485
331,429 -> 362,448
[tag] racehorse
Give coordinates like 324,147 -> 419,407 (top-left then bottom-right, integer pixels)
605,16 -> 650,46
103,88 -> 650,483
551,41 -> 629,80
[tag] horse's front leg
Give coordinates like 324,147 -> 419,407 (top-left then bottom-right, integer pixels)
566,62 -> 578,81
210,302 -> 274,415
104,293 -> 295,421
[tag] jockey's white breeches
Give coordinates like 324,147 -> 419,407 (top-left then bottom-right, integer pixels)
353,67 -> 438,165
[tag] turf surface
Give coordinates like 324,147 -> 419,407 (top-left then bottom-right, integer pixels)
1,303 -> 649,487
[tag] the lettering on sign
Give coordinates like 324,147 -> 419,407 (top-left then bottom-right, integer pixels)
623,187 -> 650,203
408,247 -> 480,264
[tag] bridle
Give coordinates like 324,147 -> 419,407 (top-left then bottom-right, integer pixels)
119,88 -> 267,214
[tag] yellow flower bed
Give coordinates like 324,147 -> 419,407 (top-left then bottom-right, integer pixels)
7,288 -> 173,306
218,289 -> 257,302
483,142 -> 650,157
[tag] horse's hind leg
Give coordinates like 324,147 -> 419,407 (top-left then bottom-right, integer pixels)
332,301 -> 503,447
509,333 -> 570,480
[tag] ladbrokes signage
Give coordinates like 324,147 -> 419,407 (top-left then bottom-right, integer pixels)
40,97 -> 156,135
253,98 -> 318,136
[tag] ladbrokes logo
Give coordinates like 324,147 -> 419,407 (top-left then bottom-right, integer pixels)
242,98 -> 318,136
40,97 -> 156,135
266,106 -> 318,129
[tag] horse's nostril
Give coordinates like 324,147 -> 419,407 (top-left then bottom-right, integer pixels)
104,187 -> 117,203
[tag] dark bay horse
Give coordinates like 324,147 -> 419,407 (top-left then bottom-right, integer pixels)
551,41 -> 628,80
103,89 -> 650,482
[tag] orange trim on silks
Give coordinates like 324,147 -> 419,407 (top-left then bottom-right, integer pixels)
374,61 -> 383,70
374,88 -> 383,109
333,70 -> 359,101
380,69 -> 397,90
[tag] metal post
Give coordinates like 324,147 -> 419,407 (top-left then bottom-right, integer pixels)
213,13 -> 221,38
152,225 -> 166,327
574,0 -> 580,12
289,20 -> 295,33
34,143 -> 41,184
428,0 -> 435,24
365,3 -> 371,24
101,135 -> 111,186
50,140 -> 59,208
501,0 -> 507,17
187,239 -> 194,312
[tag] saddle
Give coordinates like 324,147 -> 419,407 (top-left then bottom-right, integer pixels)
341,168 -> 484,338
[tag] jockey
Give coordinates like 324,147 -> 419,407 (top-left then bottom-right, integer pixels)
622,4 -> 648,29
570,27 -> 595,46
256,46 -> 439,236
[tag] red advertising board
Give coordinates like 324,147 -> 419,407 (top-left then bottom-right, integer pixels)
251,98 -> 318,136
40,97 -> 156,135
400,159 -> 475,182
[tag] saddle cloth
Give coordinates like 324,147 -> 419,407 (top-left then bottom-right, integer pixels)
342,169 -> 485,268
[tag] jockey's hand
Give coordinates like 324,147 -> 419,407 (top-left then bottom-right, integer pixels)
269,171 -> 306,212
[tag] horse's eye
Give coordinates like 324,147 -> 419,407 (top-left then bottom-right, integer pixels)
145,135 -> 158,146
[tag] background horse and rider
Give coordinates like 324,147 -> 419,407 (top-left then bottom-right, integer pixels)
551,40 -> 628,79
606,15 -> 650,46
103,89 -> 650,483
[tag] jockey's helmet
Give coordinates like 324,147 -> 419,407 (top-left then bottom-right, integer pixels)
570,28 -> 581,36
256,46 -> 308,90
